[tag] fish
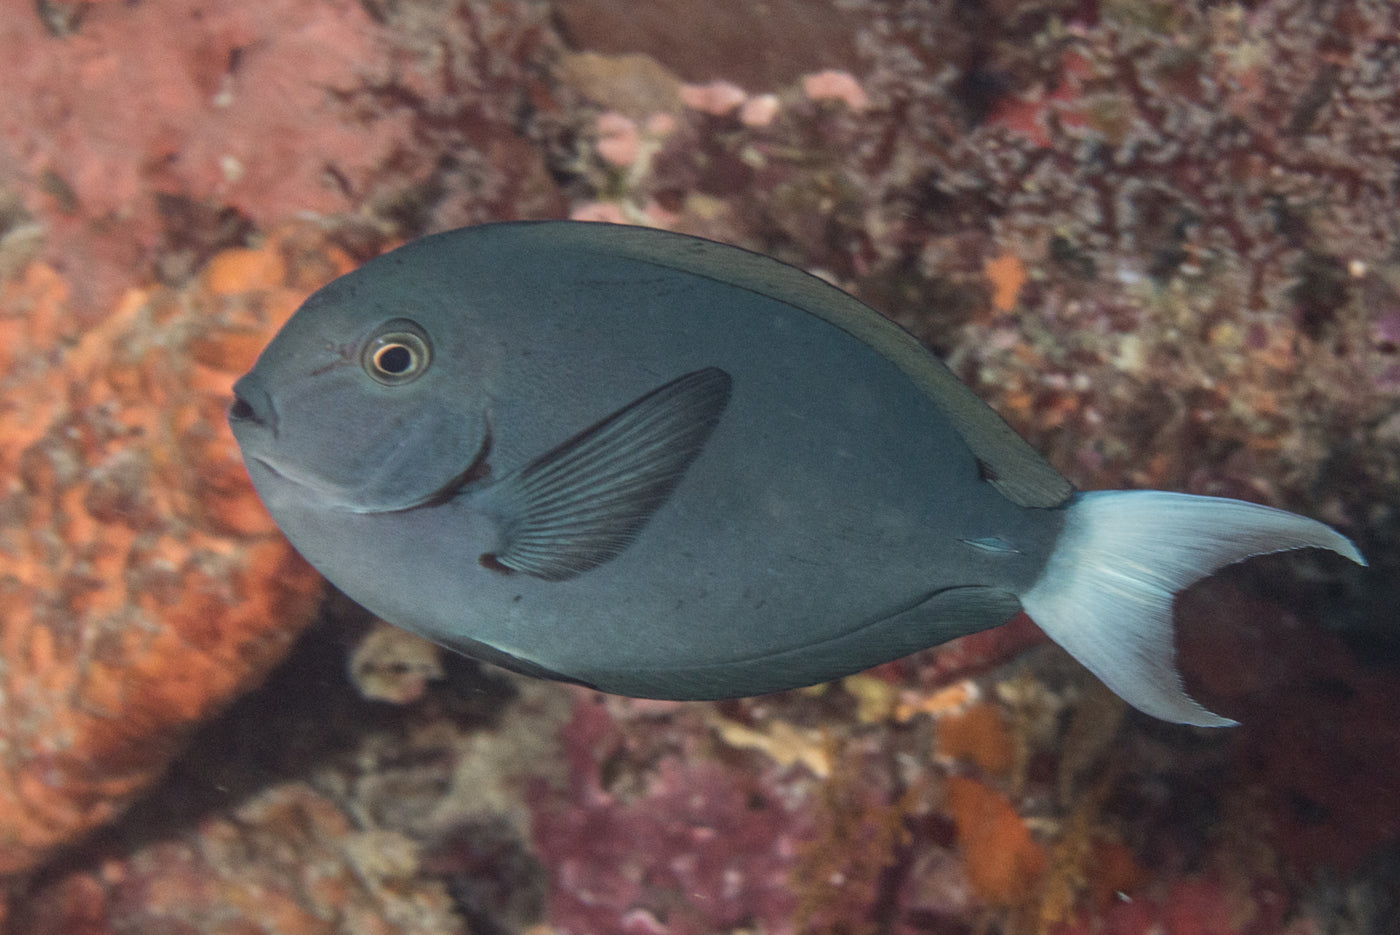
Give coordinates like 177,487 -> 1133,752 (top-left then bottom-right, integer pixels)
228,220 -> 1365,727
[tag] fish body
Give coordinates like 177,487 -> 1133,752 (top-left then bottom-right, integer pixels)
230,221 -> 1363,725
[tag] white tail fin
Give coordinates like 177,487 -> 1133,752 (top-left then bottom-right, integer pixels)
1020,491 -> 1365,727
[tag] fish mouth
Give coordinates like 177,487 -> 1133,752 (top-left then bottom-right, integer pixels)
247,424 -> 494,514
228,376 -> 280,437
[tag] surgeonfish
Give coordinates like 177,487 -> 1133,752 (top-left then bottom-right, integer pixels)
228,221 -> 1365,726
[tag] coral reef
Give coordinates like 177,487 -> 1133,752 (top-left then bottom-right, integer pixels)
0,224 -> 341,878
556,0 -> 1400,543
6,616 -> 547,935
1179,579 -> 1400,875
552,0 -> 865,88
19,782 -> 467,935
0,0 -> 563,887
0,0 -> 409,320
0,0 -> 563,321
0,0 -> 1397,932
945,776 -> 1046,908
528,695 -> 810,935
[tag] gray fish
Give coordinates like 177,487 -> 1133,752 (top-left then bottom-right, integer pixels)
228,221 -> 1364,726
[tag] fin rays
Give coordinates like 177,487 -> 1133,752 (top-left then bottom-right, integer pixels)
1022,490 -> 1364,727
482,367 -> 733,581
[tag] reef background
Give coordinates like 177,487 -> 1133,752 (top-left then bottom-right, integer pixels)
1,0 -> 1397,932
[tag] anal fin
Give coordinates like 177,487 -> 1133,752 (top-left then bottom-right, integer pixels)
577,586 -> 1024,700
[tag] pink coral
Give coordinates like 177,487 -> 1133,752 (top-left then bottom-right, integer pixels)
595,111 -> 642,166
0,0 -> 419,319
802,70 -> 870,112
680,81 -> 748,116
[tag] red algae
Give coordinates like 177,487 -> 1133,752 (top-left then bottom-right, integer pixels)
1050,874 -> 1289,935
1179,580 -> 1400,874
528,695 -> 808,935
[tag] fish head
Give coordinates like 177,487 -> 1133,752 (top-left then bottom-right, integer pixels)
228,274 -> 492,514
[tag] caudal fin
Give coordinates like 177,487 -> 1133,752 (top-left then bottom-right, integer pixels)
1020,490 -> 1365,727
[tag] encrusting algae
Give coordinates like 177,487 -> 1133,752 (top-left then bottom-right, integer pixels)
945,775 -> 1047,909
0,224 -> 344,876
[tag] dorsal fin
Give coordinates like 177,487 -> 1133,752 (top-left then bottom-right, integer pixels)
521,221 -> 1073,509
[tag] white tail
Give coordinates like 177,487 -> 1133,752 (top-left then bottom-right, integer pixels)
1020,490 -> 1365,726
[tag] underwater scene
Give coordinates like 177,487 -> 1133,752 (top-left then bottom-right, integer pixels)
1,0 -> 1398,932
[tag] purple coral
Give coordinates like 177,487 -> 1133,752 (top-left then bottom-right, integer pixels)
529,697 -> 808,935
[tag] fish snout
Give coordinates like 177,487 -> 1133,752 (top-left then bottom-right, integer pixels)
228,375 -> 278,434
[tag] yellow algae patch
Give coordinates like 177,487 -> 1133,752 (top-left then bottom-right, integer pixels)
709,715 -> 830,778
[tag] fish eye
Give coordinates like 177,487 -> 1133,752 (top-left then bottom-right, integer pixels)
362,319 -> 432,386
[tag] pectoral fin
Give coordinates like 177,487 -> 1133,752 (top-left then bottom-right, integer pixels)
481,367 -> 732,581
